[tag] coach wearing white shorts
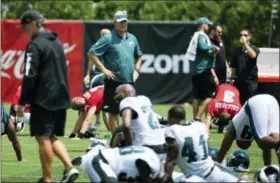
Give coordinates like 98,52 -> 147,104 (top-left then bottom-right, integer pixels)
217,94 -> 280,165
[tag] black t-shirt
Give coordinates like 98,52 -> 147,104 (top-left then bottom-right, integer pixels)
230,44 -> 260,83
210,38 -> 227,72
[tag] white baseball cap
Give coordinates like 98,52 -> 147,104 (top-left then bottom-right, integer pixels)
114,10 -> 128,22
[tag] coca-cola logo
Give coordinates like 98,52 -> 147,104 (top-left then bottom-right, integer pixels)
1,43 -> 76,80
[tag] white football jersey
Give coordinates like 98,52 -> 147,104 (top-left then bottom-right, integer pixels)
101,146 -> 161,180
165,122 -> 214,177
119,96 -> 165,146
232,94 -> 279,141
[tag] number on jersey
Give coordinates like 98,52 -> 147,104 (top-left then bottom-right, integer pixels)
240,125 -> 252,139
119,146 -> 145,155
141,105 -> 160,130
223,90 -> 235,103
181,135 -> 208,163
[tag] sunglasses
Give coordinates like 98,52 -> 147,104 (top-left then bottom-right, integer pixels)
240,34 -> 248,37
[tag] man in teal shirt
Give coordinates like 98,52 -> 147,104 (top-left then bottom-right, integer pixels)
88,10 -> 142,133
188,17 -> 220,121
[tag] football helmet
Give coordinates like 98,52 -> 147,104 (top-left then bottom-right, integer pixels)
254,165 -> 279,183
226,150 -> 250,172
209,147 -> 218,161
86,140 -> 106,152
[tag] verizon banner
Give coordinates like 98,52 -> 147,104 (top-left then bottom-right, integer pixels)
84,22 -> 197,104
1,20 -> 83,103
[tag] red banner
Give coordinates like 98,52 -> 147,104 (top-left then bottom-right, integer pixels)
1,20 -> 83,103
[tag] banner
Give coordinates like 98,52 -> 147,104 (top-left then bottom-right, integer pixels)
84,22 -> 197,104
1,20 -> 84,103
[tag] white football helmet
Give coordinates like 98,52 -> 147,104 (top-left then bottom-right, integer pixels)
254,165 -> 279,183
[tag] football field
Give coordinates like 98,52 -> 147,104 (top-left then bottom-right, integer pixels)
1,103 -> 278,182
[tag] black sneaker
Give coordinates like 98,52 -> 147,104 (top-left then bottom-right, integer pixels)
217,125 -> 225,133
36,177 -> 45,183
71,157 -> 82,166
69,133 -> 76,138
60,168 -> 79,183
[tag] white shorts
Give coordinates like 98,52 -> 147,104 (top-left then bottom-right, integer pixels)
205,163 -> 239,182
247,94 -> 280,139
81,146 -> 117,183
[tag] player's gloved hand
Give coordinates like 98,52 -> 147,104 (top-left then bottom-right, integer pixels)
83,75 -> 90,88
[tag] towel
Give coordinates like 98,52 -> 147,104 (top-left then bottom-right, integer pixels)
186,31 -> 212,62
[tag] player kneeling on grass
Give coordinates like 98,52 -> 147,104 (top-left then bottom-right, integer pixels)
203,81 -> 241,133
69,85 -> 109,139
162,105 -> 247,183
9,85 -> 31,132
1,101 -> 22,161
216,94 -> 280,166
71,143 -> 162,183
114,84 -> 166,160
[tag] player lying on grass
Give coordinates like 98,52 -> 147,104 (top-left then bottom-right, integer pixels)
201,82 -> 241,133
71,142 -> 162,183
1,101 -> 22,161
216,94 -> 280,166
69,85 -> 109,139
9,85 -> 31,132
114,84 -> 166,160
162,105 -> 248,183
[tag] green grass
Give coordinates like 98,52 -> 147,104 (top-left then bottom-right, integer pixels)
1,104 -> 278,182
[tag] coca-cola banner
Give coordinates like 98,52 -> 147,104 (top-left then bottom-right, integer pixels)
1,20 -> 84,103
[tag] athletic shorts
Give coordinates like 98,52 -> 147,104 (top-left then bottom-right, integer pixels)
192,69 -> 216,100
205,163 -> 239,182
246,94 -> 280,140
103,79 -> 133,115
30,104 -> 66,137
86,151 -> 118,182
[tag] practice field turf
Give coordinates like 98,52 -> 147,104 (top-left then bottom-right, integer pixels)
1,103 -> 278,182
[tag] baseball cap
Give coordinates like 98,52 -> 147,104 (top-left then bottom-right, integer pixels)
17,9 -> 44,28
197,17 -> 212,25
114,10 -> 128,22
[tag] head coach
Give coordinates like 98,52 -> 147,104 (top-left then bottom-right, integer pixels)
18,10 -> 79,182
87,10 -> 142,134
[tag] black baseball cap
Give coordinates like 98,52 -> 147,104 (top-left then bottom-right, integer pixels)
17,10 -> 44,28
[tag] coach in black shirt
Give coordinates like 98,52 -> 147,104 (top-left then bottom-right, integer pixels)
230,29 -> 260,104
209,24 -> 231,83
18,10 -> 79,182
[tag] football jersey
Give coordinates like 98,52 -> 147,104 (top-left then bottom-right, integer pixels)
208,84 -> 241,119
101,146 -> 161,180
165,122 -> 214,177
12,86 -> 31,113
82,85 -> 104,113
231,94 -> 279,141
119,96 -> 165,146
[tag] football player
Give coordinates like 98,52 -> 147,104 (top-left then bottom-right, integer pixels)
114,84 -> 166,160
9,85 -> 31,132
216,94 -> 280,166
69,85 -> 109,138
163,105 -> 244,183
1,101 -> 22,161
202,82 -> 241,133
71,143 -> 162,183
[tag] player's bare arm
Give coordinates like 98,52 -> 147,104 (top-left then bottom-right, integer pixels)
80,106 -> 96,134
163,138 -> 178,183
204,113 -> 212,132
133,56 -> 142,82
262,149 -> 272,166
71,111 -> 86,135
256,134 -> 280,150
121,108 -> 133,145
88,54 -> 116,80
216,131 -> 234,163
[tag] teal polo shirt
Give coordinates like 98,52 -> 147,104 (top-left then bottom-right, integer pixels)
88,29 -> 142,83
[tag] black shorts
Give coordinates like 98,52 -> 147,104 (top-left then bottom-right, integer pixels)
103,79 -> 133,115
192,69 -> 216,100
30,104 -> 66,137
9,105 -> 16,117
